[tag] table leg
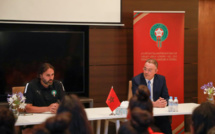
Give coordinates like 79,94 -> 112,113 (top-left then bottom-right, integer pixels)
90,121 -> 94,132
90,100 -> 93,108
115,120 -> 120,133
96,120 -> 101,134
104,120 -> 109,134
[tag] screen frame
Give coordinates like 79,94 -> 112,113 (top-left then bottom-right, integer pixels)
0,23 -> 89,99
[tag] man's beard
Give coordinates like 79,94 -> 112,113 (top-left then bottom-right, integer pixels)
41,78 -> 53,86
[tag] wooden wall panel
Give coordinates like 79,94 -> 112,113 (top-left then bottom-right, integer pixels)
184,29 -> 198,63
198,0 -> 215,103
184,64 -> 198,103
89,65 -> 133,107
89,28 -> 133,65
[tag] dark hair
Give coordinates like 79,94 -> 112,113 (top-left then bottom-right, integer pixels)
129,85 -> 153,114
118,107 -> 153,134
57,94 -> 93,134
45,112 -> 71,134
33,112 -> 71,134
0,107 -> 15,134
37,63 -> 55,78
191,102 -> 215,134
33,124 -> 50,134
146,59 -> 158,68
131,107 -> 153,132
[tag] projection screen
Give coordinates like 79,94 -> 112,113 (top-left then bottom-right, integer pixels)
0,0 -> 121,24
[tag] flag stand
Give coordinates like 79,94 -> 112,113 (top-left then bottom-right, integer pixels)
109,112 -> 115,115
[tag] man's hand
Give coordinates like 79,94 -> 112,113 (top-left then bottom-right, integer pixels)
48,103 -> 59,113
153,97 -> 167,108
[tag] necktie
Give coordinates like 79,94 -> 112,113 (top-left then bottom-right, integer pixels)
147,80 -> 151,99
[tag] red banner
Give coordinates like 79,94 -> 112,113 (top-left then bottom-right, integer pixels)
133,11 -> 184,134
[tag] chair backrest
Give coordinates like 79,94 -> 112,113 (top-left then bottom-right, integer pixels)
128,80 -> 132,100
12,86 -> 26,112
12,86 -> 25,94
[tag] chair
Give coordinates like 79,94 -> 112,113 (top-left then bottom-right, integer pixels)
12,86 -> 25,94
12,86 -> 26,114
80,97 -> 94,108
127,80 -> 132,100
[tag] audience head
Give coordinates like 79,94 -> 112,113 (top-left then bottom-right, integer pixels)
33,126 -> 50,134
33,112 -> 71,134
191,102 -> 215,134
57,94 -> 93,134
119,107 -> 153,134
45,112 -> 71,134
0,107 -> 16,134
129,85 -> 153,114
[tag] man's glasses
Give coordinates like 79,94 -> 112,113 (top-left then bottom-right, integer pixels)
143,68 -> 154,72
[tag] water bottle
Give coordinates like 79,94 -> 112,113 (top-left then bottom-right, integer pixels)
173,97 -> 178,112
168,96 -> 173,112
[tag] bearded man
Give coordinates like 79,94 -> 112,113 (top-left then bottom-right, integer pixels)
24,63 -> 65,113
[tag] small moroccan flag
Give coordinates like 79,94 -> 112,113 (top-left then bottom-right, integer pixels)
106,86 -> 121,112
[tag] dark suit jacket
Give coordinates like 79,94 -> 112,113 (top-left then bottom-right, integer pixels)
132,73 -> 172,134
132,73 -> 169,103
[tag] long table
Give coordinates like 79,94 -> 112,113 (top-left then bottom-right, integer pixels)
85,103 -> 200,134
15,103 -> 199,134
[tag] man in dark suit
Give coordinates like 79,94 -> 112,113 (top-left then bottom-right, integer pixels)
132,59 -> 172,134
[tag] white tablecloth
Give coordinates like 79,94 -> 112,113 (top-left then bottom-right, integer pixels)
15,103 -> 199,134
